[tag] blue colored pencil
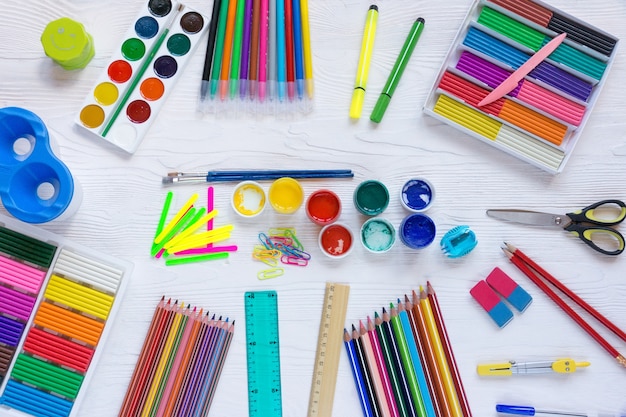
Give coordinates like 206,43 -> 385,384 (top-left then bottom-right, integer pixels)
345,328 -> 376,417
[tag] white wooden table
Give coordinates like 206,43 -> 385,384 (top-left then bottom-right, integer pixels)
1,0 -> 625,416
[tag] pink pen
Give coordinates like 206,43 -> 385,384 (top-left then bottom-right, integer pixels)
258,0 -> 269,102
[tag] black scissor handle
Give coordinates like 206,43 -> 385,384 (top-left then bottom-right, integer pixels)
564,223 -> 625,256
567,199 -> 626,226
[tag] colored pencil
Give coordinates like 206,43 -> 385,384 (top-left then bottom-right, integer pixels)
374,312 -> 412,417
381,308 -> 418,417
390,304 -> 428,417
425,284 -> 473,417
503,244 -> 626,367
200,321 -> 235,415
360,320 -> 392,417
354,324 -> 383,417
410,292 -> 450,417
397,300 -> 436,417
345,328 -> 375,417
367,317 -> 401,417
419,288 -> 463,417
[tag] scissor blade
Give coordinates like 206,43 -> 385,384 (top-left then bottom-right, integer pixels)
486,209 -> 567,227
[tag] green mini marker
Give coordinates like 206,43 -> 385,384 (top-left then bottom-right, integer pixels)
370,17 -> 425,123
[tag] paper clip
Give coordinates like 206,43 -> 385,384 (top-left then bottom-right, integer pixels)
284,229 -> 303,250
286,246 -> 311,260
477,358 -> 590,376
257,268 -> 285,280
268,227 -> 295,237
269,236 -> 294,247
258,232 -> 276,250
281,255 -> 308,266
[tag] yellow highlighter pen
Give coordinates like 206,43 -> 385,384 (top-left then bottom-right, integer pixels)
350,5 -> 378,119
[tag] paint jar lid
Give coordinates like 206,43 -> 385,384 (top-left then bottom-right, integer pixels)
353,180 -> 389,216
401,178 -> 434,212
361,218 -> 396,253
41,17 -> 95,70
318,223 -> 354,258
231,181 -> 266,218
399,213 -> 436,249
268,177 -> 304,214
306,189 -> 341,225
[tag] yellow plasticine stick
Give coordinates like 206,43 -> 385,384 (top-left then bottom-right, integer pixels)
167,230 -> 233,254
155,193 -> 199,244
164,224 -> 233,251
163,209 -> 219,248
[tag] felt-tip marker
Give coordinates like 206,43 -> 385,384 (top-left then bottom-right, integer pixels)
496,404 -> 588,417
370,17 -> 425,123
350,5 -> 379,119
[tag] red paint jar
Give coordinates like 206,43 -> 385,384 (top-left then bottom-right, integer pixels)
318,223 -> 354,258
306,189 -> 341,225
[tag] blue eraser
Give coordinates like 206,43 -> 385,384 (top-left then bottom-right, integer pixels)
486,267 -> 533,313
470,280 -> 514,328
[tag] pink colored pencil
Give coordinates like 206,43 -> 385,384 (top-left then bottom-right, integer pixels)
366,316 -> 400,417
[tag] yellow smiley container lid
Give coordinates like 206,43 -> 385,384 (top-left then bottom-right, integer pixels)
41,17 -> 95,70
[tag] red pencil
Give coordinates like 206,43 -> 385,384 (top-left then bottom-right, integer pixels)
425,283 -> 473,417
503,244 -> 626,368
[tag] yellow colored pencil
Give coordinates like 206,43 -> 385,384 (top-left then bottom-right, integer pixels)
419,287 -> 463,417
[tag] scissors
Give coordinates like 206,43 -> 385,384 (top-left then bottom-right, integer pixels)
487,199 -> 626,256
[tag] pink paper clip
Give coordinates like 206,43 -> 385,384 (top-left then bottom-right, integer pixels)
281,255 -> 308,266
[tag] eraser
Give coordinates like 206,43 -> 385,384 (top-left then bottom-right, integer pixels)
470,280 -> 514,328
486,267 -> 533,312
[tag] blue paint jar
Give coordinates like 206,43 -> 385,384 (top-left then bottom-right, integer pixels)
400,178 -> 434,212
399,213 -> 436,249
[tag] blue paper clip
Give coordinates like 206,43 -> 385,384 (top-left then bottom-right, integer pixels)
440,225 -> 477,258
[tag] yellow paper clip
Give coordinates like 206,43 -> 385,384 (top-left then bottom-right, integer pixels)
257,268 -> 285,280
477,358 -> 591,376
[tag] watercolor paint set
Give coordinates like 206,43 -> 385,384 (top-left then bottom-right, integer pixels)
0,214 -> 132,417
76,0 -> 209,154
423,0 -> 619,173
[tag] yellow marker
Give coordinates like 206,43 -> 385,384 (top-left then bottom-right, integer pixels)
300,0 -> 314,99
350,5 -> 379,119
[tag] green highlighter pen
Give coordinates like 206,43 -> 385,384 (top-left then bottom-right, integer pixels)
370,17 -> 425,123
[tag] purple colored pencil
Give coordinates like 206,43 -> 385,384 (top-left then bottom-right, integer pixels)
240,0 -> 254,98
199,322 -> 235,416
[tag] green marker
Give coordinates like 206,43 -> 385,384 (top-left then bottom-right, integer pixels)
370,17 -> 425,123
210,0 -> 231,99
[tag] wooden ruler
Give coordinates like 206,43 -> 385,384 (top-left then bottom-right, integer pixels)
307,282 -> 350,417
245,290 -> 282,417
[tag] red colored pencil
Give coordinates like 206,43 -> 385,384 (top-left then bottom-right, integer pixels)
366,316 -> 401,417
505,242 -> 626,343
503,244 -> 626,368
425,283 -> 473,417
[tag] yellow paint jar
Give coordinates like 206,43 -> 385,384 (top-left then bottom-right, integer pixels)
268,177 -> 304,214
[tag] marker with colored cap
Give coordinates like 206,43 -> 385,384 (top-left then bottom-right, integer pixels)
350,5 -> 378,119
496,404 -> 588,417
370,17 -> 425,123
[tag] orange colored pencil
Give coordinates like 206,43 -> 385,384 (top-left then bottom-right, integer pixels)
425,283 -> 473,417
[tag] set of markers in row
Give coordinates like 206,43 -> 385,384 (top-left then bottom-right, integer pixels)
198,0 -> 314,115
423,0 -> 619,173
0,214 -> 131,417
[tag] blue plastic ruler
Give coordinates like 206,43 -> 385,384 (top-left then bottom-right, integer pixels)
244,290 -> 282,417
307,282 -> 350,417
